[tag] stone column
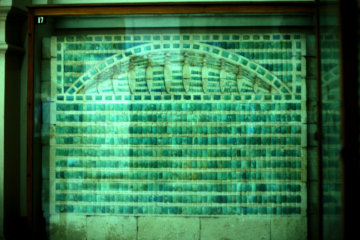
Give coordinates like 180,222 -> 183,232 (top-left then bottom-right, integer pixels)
0,6 -> 10,238
0,1 -> 29,238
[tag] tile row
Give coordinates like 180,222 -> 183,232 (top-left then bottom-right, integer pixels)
55,171 -> 302,181
55,183 -> 302,192
60,51 -> 300,62
57,34 -> 301,42
55,126 -> 302,134
55,148 -> 302,157
57,34 -> 301,43
55,159 -> 302,169
55,136 -> 301,146
55,205 -> 302,215
56,103 -> 302,111
60,63 -> 297,75
204,41 -> 294,49
55,193 -> 301,204
56,94 -> 302,101
55,113 -> 302,123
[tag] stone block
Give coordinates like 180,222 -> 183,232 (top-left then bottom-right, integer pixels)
323,216 -> 341,240
271,217 -> 307,240
307,108 -> 317,125
42,37 -> 51,59
307,99 -> 317,124
200,217 -> 270,240
50,104 -> 56,126
86,216 -> 137,240
42,180 -> 50,216
308,147 -> 318,181
306,57 -> 317,78
138,217 -> 199,240
41,124 -> 50,145
306,75 -> 317,99
307,123 -> 318,147
308,181 -> 319,215
41,145 -> 50,178
41,59 -> 51,82
41,81 -> 51,101
306,34 -> 316,57
42,101 -> 52,124
308,214 -> 319,240
49,214 -> 86,240
50,36 -> 57,58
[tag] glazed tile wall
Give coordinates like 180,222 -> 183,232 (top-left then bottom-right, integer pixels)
320,33 -> 341,215
320,32 -> 342,240
46,33 -> 307,217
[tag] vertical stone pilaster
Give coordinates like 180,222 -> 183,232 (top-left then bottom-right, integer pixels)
0,3 -> 28,237
0,7 -> 10,239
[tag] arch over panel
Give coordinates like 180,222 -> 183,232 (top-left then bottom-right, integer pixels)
65,42 -> 292,95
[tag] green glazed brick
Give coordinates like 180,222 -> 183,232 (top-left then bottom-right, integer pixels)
57,36 -> 65,42
94,36 -> 102,41
75,36 -> 85,41
52,205 -> 303,215
66,38 -> 77,45
191,35 -> 200,40
222,35 -> 230,40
